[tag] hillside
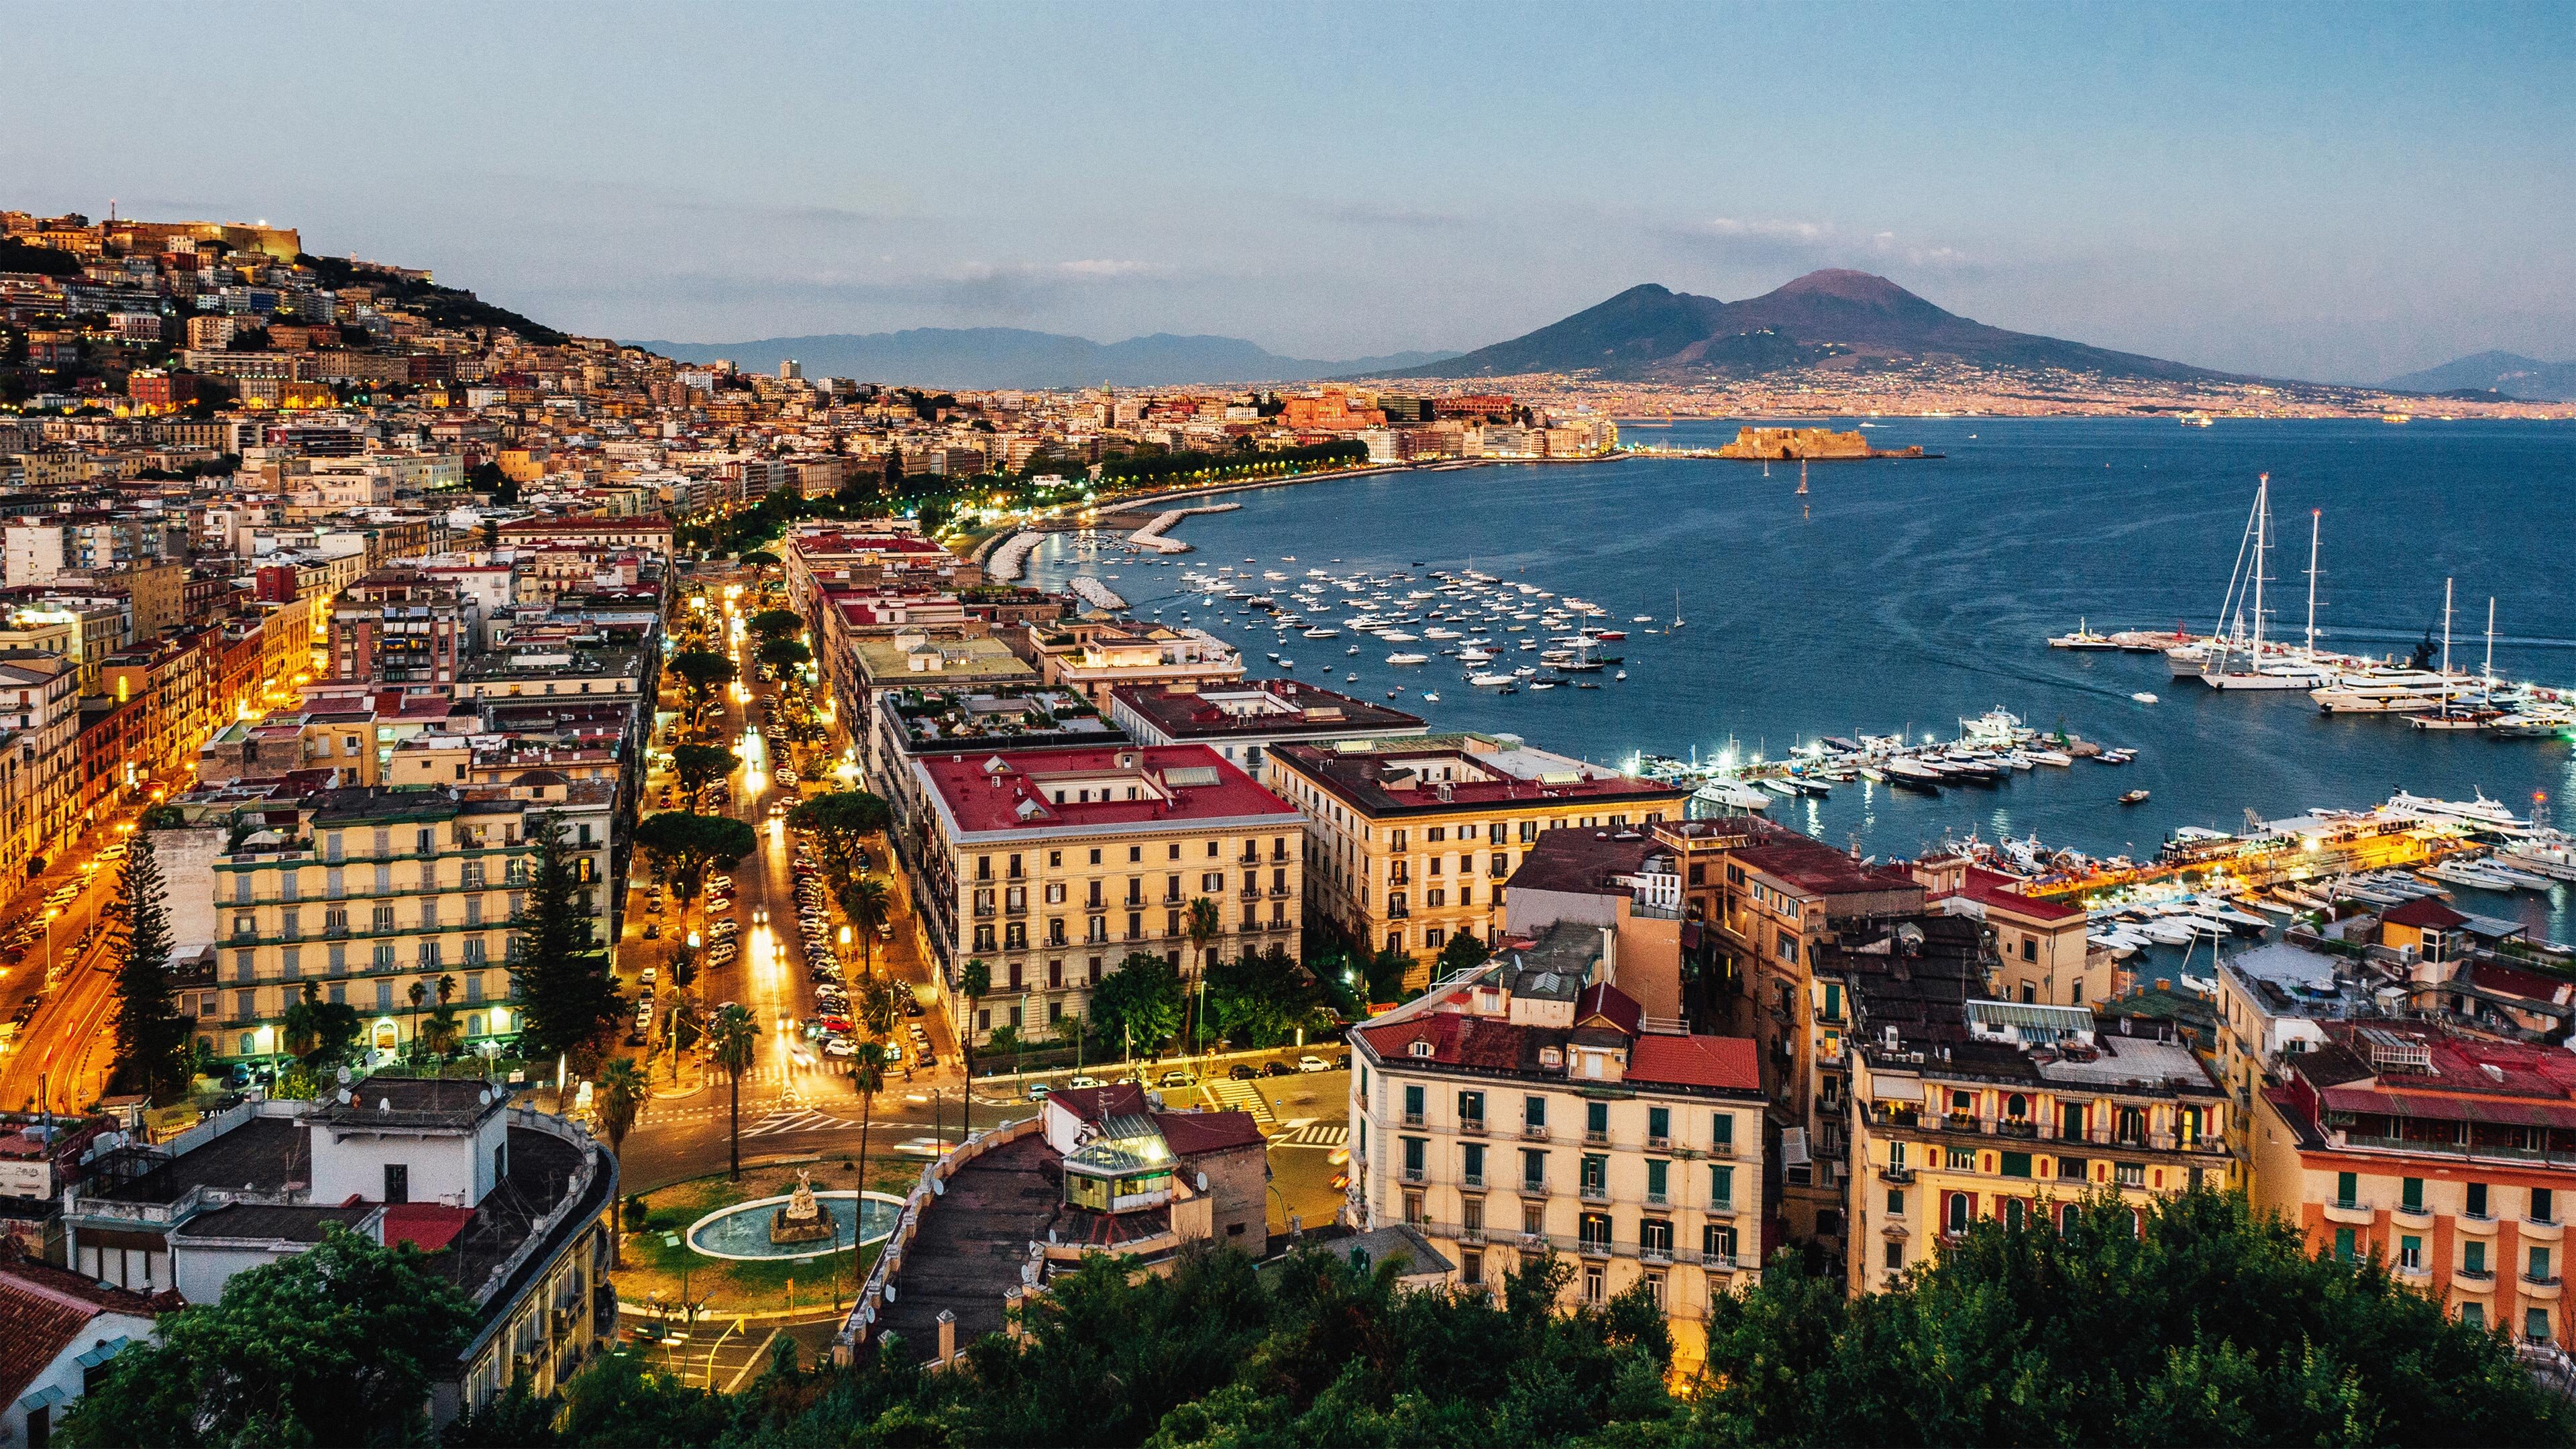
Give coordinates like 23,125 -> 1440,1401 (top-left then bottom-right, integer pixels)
294,254 -> 566,345
2385,350 -> 2576,402
625,327 -> 1455,390
1381,270 -> 2235,383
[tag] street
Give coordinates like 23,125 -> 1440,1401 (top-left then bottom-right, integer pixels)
0,812 -> 149,1114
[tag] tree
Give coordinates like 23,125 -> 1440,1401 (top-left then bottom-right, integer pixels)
788,791 -> 889,883
1693,1188 -> 2572,1447
957,957 -> 989,1086
595,1059 -> 649,1263
1204,944 -> 1326,1049
849,1040 -> 887,1211
280,981 -> 362,1068
747,608 -> 804,643
632,812 -> 756,906
841,877 -> 890,978
669,650 -> 736,724
1088,952 -> 1181,1059
668,743 -> 738,815
1433,930 -> 1491,979
418,974 -> 462,1061
504,814 -> 622,1063
1183,897 -> 1220,1051
708,1004 -> 759,1180
59,1226 -> 477,1448
755,637 -> 809,678
109,833 -> 192,1102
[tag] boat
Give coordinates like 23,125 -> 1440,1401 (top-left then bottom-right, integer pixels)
2131,692 -> 2159,704
1528,681 -> 1558,690
1613,669 -> 1627,681
1302,627 -> 1340,639
2049,618 -> 2118,650
1385,653 -> 1429,665
1882,759 -> 1945,793
1346,645 -> 1361,655
2386,789 -> 2530,836
2120,790 -> 2150,806
2028,750 -> 2073,767
1762,778 -> 1801,797
2100,749 -> 2137,764
1420,692 -> 1440,703
1468,673 -> 1518,688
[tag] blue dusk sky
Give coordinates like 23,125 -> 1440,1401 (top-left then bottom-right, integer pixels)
5,1 -> 2569,380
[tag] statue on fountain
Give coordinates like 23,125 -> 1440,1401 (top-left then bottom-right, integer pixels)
769,1169 -> 835,1245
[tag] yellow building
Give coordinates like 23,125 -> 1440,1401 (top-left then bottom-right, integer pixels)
1348,943 -> 1765,1375
1265,735 -> 1690,992
1839,914 -> 2233,1293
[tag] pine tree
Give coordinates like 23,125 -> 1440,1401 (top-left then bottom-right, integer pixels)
504,812 -> 621,1062
111,833 -> 192,1101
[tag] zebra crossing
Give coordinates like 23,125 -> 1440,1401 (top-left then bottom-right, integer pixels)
1267,1120 -> 1348,1150
1203,1077 -> 1275,1124
740,1107 -> 862,1138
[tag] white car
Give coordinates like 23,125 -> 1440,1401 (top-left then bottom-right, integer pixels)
822,1039 -> 855,1059
1296,1055 -> 1330,1073
639,967 -> 657,987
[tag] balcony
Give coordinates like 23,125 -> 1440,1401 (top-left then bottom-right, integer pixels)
1401,1112 -> 1425,1128
1646,1134 -> 1671,1152
2527,1273 -> 2564,1303
2322,1199 -> 2374,1226
1460,1118 -> 1486,1136
1576,1236 -> 1613,1259
1269,885 -> 1291,898
2459,1213 -> 2500,1237
1578,1182 -> 1611,1205
1879,1163 -> 1917,1185
2528,1218 -> 2567,1244
2392,1203 -> 2435,1230
1461,1173 -> 1485,1191
1520,1180 -> 1546,1196
1640,1242 -> 1674,1266
2456,1265 -> 2498,1286
1644,1191 -> 1670,1209
1401,1167 -> 1427,1185
1583,1129 -> 1609,1148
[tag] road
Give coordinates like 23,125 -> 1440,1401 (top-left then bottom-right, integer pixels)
0,814 -> 146,1114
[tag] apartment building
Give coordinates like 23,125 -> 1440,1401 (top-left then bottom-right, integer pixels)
1348,943 -> 1765,1374
198,784 -> 614,1062
1024,621 -> 1243,708
331,570 -> 478,686
1911,854 -> 2104,1006
847,634 -> 1040,796
1108,679 -> 1426,778
2253,1021 -> 2576,1344
907,744 -> 1303,1048
865,684 -> 1123,859
1266,735 -> 1690,991
1842,914 -> 2233,1292
0,653 -> 80,876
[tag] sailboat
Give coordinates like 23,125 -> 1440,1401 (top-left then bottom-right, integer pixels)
2412,583 -> 2491,730
2200,478 -> 2330,690
1669,590 -> 1686,633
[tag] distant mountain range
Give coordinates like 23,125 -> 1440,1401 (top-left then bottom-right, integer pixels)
2383,350 -> 2576,402
1373,270 -> 2236,384
621,328 -> 1456,390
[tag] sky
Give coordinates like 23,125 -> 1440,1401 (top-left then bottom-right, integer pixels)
8,1 -> 2572,382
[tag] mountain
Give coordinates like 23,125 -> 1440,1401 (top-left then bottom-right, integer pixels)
621,327 -> 1455,390
2383,350 -> 2576,402
1378,270 -> 2233,383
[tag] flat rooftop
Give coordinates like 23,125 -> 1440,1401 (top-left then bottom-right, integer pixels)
1110,680 -> 1424,741
917,744 -> 1301,839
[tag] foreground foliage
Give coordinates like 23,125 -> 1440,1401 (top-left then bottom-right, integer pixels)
533,1188 -> 2570,1448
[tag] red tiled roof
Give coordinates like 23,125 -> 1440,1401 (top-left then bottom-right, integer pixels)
383,1203 -> 476,1253
1949,865 -> 2084,922
2463,959 -> 2573,1005
2384,896 -> 2470,930
1627,1034 -> 1761,1091
1151,1110 -> 1263,1155
0,1258 -> 161,1409
1356,1013 -> 1530,1072
1575,982 -> 1642,1036
918,744 -> 1299,836
1737,836 -> 1920,898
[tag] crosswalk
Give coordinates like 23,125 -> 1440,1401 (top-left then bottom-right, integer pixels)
1268,1120 -> 1348,1150
740,1108 -> 863,1138
1203,1077 -> 1276,1124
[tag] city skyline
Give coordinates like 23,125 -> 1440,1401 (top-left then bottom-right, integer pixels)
7,1 -> 2571,384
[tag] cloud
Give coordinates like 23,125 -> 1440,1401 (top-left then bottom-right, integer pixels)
1669,216 -> 1984,275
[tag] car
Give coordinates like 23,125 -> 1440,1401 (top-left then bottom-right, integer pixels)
822,1039 -> 855,1059
882,1040 -> 902,1063
1158,1070 -> 1193,1089
902,997 -> 924,1018
820,1014 -> 853,1033
1296,1055 -> 1329,1073
640,967 -> 658,987
751,906 -> 768,924
1334,1053 -> 1351,1070
645,898 -> 663,914
875,922 -> 893,941
1228,1063 -> 1258,1081
625,1030 -> 647,1047
1067,1075 -> 1102,1089
642,923 -> 660,940
1263,1061 -> 1295,1077
1025,1081 -> 1051,1101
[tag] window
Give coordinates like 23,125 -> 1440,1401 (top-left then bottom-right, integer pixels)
1462,1143 -> 1485,1189
1460,1249 -> 1483,1287
2462,1301 -> 2485,1330
2530,1308 -> 2554,1344
1582,1265 -> 1605,1304
2538,1188 -> 2558,1225
1884,1238 -> 1904,1271
1945,1146 -> 1975,1172
1521,1148 -> 1547,1193
1578,1154 -> 1607,1199
384,1163 -> 409,1205
1585,1100 -> 1608,1142
2467,1240 -> 2489,1275
2398,1234 -> 2422,1269
1886,1188 -> 1906,1218
1403,1084 -> 1424,1126
2057,1155 -> 2088,1181
1640,1218 -> 1674,1261
1711,1165 -> 1734,1210
1946,1193 -> 1972,1234
2402,1177 -> 2424,1212
1711,1112 -> 1734,1153
1523,1095 -> 1546,1134
2114,1161 -> 2145,1188
2533,1246 -> 2555,1283
1703,1222 -> 1739,1265
1646,1106 -> 1670,1144
2333,1171 -> 2357,1208
1458,1090 -> 1485,1130
1645,1159 -> 1668,1205
2000,1152 -> 2033,1179
2468,1182 -> 2489,1218
2334,1227 -> 2356,1264
1401,1137 -> 1425,1180
1578,1212 -> 1612,1255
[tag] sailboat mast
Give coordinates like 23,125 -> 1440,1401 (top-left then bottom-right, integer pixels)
2485,597 -> 2496,691
2250,472 -> 2269,666
2305,508 -> 2320,661
2441,577 -> 2454,710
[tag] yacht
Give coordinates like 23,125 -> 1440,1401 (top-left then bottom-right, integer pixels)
1301,627 -> 1340,639
2312,672 -> 2454,713
2048,618 -> 2118,650
1385,652 -> 1429,665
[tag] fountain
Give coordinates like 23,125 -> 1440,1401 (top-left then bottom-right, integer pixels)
769,1170 -> 835,1246
686,1186 -> 900,1261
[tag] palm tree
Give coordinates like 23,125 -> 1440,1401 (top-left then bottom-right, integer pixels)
419,973 -> 462,1063
845,877 -> 890,979
708,1004 -> 759,1180
1184,896 -> 1221,1052
849,1040 -> 887,1218
595,1059 -> 649,1261
958,957 -> 989,1105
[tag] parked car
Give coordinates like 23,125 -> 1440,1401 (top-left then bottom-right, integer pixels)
1263,1061 -> 1294,1077
1296,1055 -> 1329,1073
1067,1075 -> 1102,1089
1158,1069 -> 1193,1089
822,1039 -> 855,1059
640,967 -> 658,987
1025,1081 -> 1051,1102
642,923 -> 660,940
1228,1063 -> 1259,1081
902,997 -> 924,1018
625,1030 -> 647,1047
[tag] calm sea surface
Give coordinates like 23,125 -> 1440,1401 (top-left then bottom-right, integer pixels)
1026,417 -> 2576,941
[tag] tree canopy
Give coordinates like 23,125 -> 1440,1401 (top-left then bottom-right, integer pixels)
669,650 -> 736,718
747,608 -> 805,642
634,811 -> 757,907
1087,951 -> 1182,1057
668,742 -> 737,813
755,637 -> 810,676
60,1226 -> 476,1448
788,790 -> 890,880
109,833 -> 192,1100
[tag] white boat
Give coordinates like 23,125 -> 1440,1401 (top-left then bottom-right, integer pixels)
2387,789 -> 2531,836
1762,778 -> 1801,797
1385,653 -> 1429,665
2424,859 -> 2520,892
1377,631 -> 1419,643
2139,918 -> 2202,947
1694,781 -> 1774,811
1468,673 -> 1518,688
1419,692 -> 1440,703
2311,671 -> 2453,714
1423,628 -> 1461,640
1302,627 -> 1340,639
2131,692 -> 2159,705
2049,618 -> 2118,650
1457,648 -> 1494,664
2028,750 -> 2073,767
1528,681 -> 1558,690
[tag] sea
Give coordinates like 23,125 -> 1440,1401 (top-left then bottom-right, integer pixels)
1022,417 -> 2576,946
